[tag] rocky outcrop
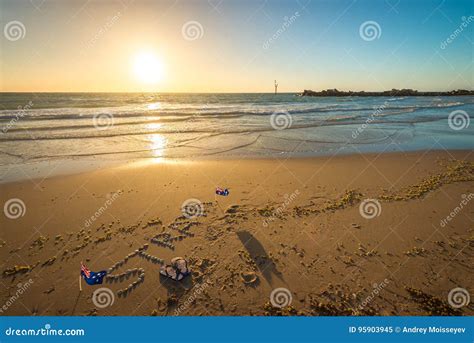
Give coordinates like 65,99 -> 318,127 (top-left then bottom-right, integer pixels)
301,88 -> 474,97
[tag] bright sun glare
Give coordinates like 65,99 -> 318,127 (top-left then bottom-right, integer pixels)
133,52 -> 164,84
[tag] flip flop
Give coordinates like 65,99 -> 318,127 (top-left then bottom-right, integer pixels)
171,257 -> 190,276
160,265 -> 184,281
159,257 -> 190,281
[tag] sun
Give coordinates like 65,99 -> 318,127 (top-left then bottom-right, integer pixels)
133,52 -> 164,84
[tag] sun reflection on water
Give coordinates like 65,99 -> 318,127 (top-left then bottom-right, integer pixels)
145,120 -> 167,162
148,133 -> 167,161
146,122 -> 162,130
147,102 -> 161,110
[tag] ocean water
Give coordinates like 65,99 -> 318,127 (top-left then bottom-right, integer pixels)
0,93 -> 473,179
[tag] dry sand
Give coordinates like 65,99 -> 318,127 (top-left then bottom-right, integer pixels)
1,150 -> 473,316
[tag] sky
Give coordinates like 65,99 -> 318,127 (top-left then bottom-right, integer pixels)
0,0 -> 472,92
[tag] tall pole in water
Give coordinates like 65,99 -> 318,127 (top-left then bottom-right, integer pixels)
274,80 -> 278,95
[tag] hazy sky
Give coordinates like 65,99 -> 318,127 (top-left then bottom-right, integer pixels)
0,0 -> 472,92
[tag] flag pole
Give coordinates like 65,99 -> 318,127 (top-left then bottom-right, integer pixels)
79,261 -> 83,292
215,192 -> 222,214
215,189 -> 226,214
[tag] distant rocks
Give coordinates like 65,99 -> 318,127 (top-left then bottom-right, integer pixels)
301,88 -> 474,97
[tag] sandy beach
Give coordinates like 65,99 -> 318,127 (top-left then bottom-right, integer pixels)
1,150 -> 473,316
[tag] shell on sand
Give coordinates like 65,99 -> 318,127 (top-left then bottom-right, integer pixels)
240,271 -> 258,284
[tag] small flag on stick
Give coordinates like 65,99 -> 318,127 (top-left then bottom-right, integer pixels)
80,262 -> 107,286
216,187 -> 229,196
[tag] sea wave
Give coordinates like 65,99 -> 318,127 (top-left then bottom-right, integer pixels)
1,115 -> 467,142
0,101 -> 466,122
1,94 -> 472,165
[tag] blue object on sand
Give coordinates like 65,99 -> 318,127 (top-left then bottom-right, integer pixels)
81,262 -> 107,285
216,187 -> 229,196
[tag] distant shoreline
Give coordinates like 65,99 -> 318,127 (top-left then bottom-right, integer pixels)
1,90 -> 473,95
301,89 -> 474,97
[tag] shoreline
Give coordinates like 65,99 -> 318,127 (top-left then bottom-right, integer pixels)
2,94 -> 473,180
2,148 -> 473,185
1,149 -> 473,315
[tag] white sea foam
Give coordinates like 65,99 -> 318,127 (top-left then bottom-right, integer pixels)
0,93 -> 472,175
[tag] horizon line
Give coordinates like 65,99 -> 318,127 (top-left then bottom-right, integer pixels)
1,88 -> 473,94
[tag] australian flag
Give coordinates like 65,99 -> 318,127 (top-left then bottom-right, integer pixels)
81,262 -> 107,286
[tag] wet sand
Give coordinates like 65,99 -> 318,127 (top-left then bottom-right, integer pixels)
1,150 -> 473,316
